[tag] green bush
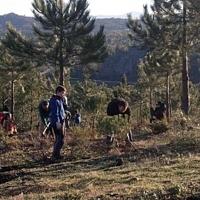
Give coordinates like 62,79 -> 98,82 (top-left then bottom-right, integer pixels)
149,120 -> 169,134
169,130 -> 200,152
97,115 -> 130,137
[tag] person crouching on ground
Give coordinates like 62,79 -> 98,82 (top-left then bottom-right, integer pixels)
2,112 -> 17,135
49,85 -> 66,160
107,98 -> 133,142
107,98 -> 131,122
38,99 -> 51,137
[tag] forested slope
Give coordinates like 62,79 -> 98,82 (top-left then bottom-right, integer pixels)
0,13 -> 199,84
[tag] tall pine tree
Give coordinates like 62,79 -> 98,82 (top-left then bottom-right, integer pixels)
1,0 -> 108,86
127,0 -> 200,115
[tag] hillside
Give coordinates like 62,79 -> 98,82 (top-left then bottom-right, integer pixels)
0,13 -> 200,84
0,13 -> 128,36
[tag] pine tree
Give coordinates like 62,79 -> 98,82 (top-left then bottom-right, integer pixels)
0,48 -> 32,119
127,0 -> 200,115
1,0 -> 108,86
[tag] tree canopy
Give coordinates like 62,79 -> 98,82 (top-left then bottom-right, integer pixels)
1,0 -> 108,85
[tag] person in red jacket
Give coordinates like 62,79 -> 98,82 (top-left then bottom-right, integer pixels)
0,112 -> 4,125
2,112 -> 17,135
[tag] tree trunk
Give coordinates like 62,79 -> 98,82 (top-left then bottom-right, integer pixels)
181,0 -> 190,115
11,71 -> 15,120
149,88 -> 153,122
59,64 -> 64,86
30,89 -> 33,128
181,53 -> 189,115
139,100 -> 142,124
166,72 -> 170,121
149,87 -> 153,106
59,31 -> 64,86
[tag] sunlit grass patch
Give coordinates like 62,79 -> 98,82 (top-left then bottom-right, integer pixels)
169,129 -> 200,152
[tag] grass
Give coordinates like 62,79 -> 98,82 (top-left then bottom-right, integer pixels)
0,122 -> 200,200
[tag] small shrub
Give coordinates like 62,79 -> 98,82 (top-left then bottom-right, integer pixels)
68,126 -> 98,159
149,120 -> 169,135
96,115 -> 130,137
166,185 -> 187,198
170,110 -> 189,130
169,130 -> 200,152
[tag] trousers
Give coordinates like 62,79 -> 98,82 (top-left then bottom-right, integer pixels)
52,125 -> 64,158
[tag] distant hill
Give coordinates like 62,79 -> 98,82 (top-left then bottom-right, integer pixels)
0,13 -> 200,84
0,13 -> 35,36
0,13 -> 129,36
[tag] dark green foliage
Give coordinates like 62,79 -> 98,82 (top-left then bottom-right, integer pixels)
97,115 -> 130,136
84,95 -> 103,113
127,0 -> 200,115
149,120 -> 169,134
1,0 -> 108,86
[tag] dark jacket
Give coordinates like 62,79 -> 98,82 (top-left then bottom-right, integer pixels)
38,99 -> 51,125
150,107 -> 164,120
74,114 -> 81,124
49,95 -> 66,126
107,98 -> 131,121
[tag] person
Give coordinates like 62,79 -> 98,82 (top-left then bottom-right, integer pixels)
107,98 -> 131,122
65,110 -> 72,129
49,85 -> 66,160
2,104 -> 9,112
62,96 -> 69,111
73,110 -> 81,126
62,96 -> 71,129
107,98 -> 132,142
150,101 -> 166,123
0,112 -> 4,126
2,112 -> 17,135
38,99 -> 51,137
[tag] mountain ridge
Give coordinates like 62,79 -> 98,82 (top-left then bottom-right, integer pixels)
0,13 -> 130,36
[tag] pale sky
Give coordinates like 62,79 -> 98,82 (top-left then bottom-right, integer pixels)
0,0 -> 152,17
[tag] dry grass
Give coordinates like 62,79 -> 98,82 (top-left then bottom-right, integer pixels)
0,124 -> 200,200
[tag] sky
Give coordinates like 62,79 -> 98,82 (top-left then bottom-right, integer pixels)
0,0 -> 152,17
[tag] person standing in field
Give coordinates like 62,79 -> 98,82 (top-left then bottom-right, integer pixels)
49,85 -> 66,160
